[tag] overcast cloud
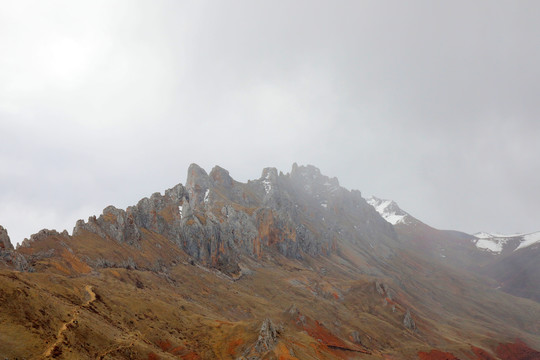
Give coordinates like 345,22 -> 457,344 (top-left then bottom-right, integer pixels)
1,1 -> 539,244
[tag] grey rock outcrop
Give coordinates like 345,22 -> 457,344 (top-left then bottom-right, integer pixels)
209,165 -> 234,188
350,331 -> 362,344
286,304 -> 299,317
0,225 -> 13,250
403,309 -> 416,331
101,206 -> 141,245
254,318 -> 281,353
186,163 -> 211,207
67,163 -> 399,274
20,229 -> 69,248
375,281 -> 385,296
0,226 -> 35,272
375,281 -> 395,300
73,184 -> 188,248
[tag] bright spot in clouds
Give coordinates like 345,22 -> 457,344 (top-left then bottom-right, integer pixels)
44,37 -> 95,86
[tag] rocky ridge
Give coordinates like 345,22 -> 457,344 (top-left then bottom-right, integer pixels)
0,225 -> 32,272
61,163 -> 397,274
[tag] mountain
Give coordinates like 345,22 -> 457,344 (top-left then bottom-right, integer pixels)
473,232 -> 540,303
472,232 -> 540,254
366,197 -> 412,225
367,196 -> 488,270
367,197 -> 540,304
1,164 -> 539,360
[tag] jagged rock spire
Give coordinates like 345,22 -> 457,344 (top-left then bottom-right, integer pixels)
254,318 -> 280,353
185,163 -> 211,206
0,225 -> 14,250
209,165 -> 233,188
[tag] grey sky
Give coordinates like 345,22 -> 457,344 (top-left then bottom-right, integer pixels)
1,1 -> 539,244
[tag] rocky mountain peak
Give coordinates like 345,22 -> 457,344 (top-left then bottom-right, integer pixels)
261,167 -> 278,181
209,165 -> 233,188
0,225 -> 14,250
186,163 -> 210,206
18,163 -> 398,275
186,163 -> 209,187
291,163 -> 325,183
164,183 -> 185,203
289,164 -> 340,197
367,196 -> 410,225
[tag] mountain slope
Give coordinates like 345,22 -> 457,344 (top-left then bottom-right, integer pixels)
367,196 -> 540,305
1,164 -> 539,360
366,196 -> 488,270
479,237 -> 540,303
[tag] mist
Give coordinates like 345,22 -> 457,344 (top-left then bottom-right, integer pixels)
1,1 -> 539,244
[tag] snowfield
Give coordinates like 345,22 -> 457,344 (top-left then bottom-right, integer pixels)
472,231 -> 540,254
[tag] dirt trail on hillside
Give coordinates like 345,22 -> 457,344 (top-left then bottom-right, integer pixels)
97,330 -> 142,359
83,284 -> 96,305
42,285 -> 97,358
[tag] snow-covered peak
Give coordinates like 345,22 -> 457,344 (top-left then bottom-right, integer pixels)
515,232 -> 540,251
472,231 -> 540,254
474,232 -> 499,239
472,233 -> 513,254
367,196 -> 410,225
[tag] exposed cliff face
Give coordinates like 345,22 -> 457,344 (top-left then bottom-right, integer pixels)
64,163 -> 397,274
0,225 -> 13,251
0,225 -> 33,272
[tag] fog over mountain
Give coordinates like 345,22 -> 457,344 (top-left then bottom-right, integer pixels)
1,1 -> 539,244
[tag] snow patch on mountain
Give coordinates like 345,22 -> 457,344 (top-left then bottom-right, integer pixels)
367,196 -> 409,225
262,178 -> 272,194
473,235 -> 510,254
472,231 -> 540,254
515,232 -> 540,251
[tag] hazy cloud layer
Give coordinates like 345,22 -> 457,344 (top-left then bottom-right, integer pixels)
1,1 -> 539,244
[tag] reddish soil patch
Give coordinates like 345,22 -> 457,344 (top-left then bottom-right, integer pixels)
227,338 -> 244,356
170,346 -> 185,355
471,346 -> 496,360
289,310 -> 370,356
156,339 -> 172,352
496,339 -> 540,360
418,349 -> 460,360
305,320 -> 355,350
181,352 -> 201,360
